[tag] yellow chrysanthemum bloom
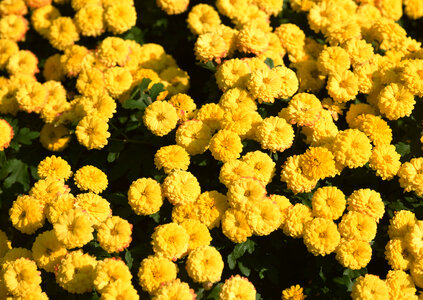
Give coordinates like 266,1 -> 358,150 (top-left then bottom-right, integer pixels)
377,83 -> 415,120
398,157 -> 423,196
247,198 -> 281,236
154,145 -> 190,174
6,50 -> 39,76
0,14 -> 28,42
3,257 -> 41,297
0,0 -> 27,16
347,189 -> 385,221
326,70 -> 358,103
74,165 -> 108,194
104,3 -> 136,34
75,4 -> 104,37
237,25 -> 269,55
104,66 -> 133,98
283,203 -> 313,238
222,208 -> 252,243
55,250 -> 97,294
60,45 -> 90,77
196,103 -> 224,131
345,103 -> 377,129
332,129 -> 372,168
53,208 -> 94,249
338,211 -> 377,242
143,101 -> 178,137
219,88 -> 256,112
219,275 -> 256,300
280,155 -> 318,194
15,82 -> 47,114
97,216 -> 132,253
303,218 -> 340,256
45,193 -> 75,224
311,186 -> 346,220
76,116 -> 110,150
175,120 -> 213,155
168,93 -> 197,121
407,221 -> 423,258
317,46 -> 350,75
388,210 -> 417,239
0,39 -> 18,69
0,119 -> 13,151
369,144 -> 401,180
195,30 -> 228,64
43,54 -> 65,81
0,230 -> 11,259
385,238 -> 412,271
215,59 -> 250,91
180,219 -> 212,252
227,177 -> 266,211
152,279 -> 195,300
151,223 -> 189,260
187,4 -> 221,35
1,247 -> 32,266
209,129 -> 242,162
157,0 -> 189,15
128,178 -> 163,215
160,66 -> 190,96
240,151 -> 275,185
101,280 -> 139,300
284,93 -> 323,127
274,23 -> 305,61
410,259 -> 423,288
247,67 -> 282,103
299,147 -> 337,180
256,116 -> 294,152
47,17 -> 79,51
351,274 -> 389,300
162,170 -> 201,206
32,230 -> 67,273
76,67 -> 106,97
93,258 -> 132,292
75,193 -> 111,227
386,270 -> 418,300
9,195 -> 45,235
31,5 -> 61,37
138,255 -> 178,294
356,114 -> 392,146
335,238 -> 372,270
282,284 -> 306,300
186,245 -> 224,283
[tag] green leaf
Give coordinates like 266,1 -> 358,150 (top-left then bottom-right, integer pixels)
207,283 -> 222,299
238,261 -> 251,276
395,142 -> 410,156
107,152 -> 117,163
122,26 -> 143,43
149,212 -> 160,223
149,83 -> 165,101
15,128 -> 39,145
264,57 -> 274,69
91,291 -> 100,300
0,159 -> 29,190
227,252 -> 236,270
124,250 -> 133,269
196,61 -> 216,72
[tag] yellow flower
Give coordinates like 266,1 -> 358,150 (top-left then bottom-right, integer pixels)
410,259 -> 423,288
32,230 -> 67,273
31,5 -> 61,37
407,221 -> 423,258
338,211 -> 377,242
75,193 -> 111,227
241,150 -> 275,185
335,238 -> 372,270
180,219 -> 212,252
209,129 -> 243,162
186,245 -> 224,283
398,157 -> 423,196
311,186 -> 346,220
377,83 -> 415,120
0,39 -> 18,69
0,85 -> 19,116
101,280 -> 139,300
0,119 -> 13,151
176,119 -> 213,155
97,216 -> 132,253
282,284 -> 306,300
76,67 -> 106,97
143,101 -> 178,137
6,50 -> 39,76
388,210 -> 417,239
74,165 -> 108,194
156,0 -> 189,15
53,208 -> 94,249
162,170 -> 201,206
303,218 -> 340,256
152,279 -> 195,300
76,116 -> 111,150
138,255 -> 178,294
219,275 -> 256,300
187,4 -> 221,35
222,209 -> 252,243
351,274 -> 389,300
190,190 -> 228,229
97,37 -> 130,67
386,270 -> 418,300
215,59 -> 250,91
0,230 -> 11,259
280,155 -> 318,194
1,248 -> 32,266
385,238 -> 412,271
75,4 -> 104,37
347,189 -> 385,221
274,23 -> 305,61
326,70 -> 358,103
60,45 -> 90,77
160,66 -> 190,96
47,17 -> 79,51
128,178 -> 163,215
151,223 -> 189,260
39,123 -> 71,152
283,203 -> 313,238
247,67 -> 282,103
104,3 -> 136,34
256,116 -> 294,152
274,66 -> 299,99
3,258 -> 41,297
247,198 -> 281,236
15,81 -> 47,114
0,14 -> 28,42
104,66 -> 133,98
227,177 -> 266,211
9,195 -> 45,235
317,46 -> 350,75
55,250 -> 97,294
93,258 -> 132,292
80,93 -> 117,119
284,93 -> 323,127
45,193 -> 75,224
345,103 -> 377,129
169,93 -> 197,121
154,145 -> 190,174
356,114 -> 392,146
369,144 -> 401,180
37,156 -> 71,181
292,59 -> 326,93
332,129 -> 372,168
299,147 -> 336,180
194,30 -> 228,63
